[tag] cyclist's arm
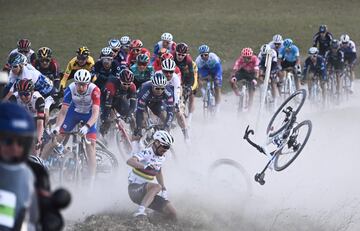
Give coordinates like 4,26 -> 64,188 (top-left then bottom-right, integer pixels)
35,97 -> 45,143
126,156 -> 145,169
60,61 -> 72,89
164,91 -> 175,129
86,87 -> 101,127
128,84 -> 137,115
156,169 -> 165,189
56,104 -> 69,128
135,90 -> 148,129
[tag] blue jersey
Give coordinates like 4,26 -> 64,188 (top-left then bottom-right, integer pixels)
195,52 -> 222,78
303,56 -> 327,81
278,45 -> 300,62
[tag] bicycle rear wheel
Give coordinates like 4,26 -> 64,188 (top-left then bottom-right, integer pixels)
59,152 -> 78,185
273,120 -> 312,171
267,89 -> 306,138
96,147 -> 119,176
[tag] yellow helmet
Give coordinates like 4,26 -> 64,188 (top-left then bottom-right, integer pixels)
76,46 -> 90,57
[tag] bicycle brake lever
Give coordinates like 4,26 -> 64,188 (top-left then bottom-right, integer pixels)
243,125 -> 254,139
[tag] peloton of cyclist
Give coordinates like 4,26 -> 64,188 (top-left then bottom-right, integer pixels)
195,44 -> 223,111
126,39 -> 151,67
127,130 -> 177,220
31,47 -> 60,89
340,34 -> 357,93
100,69 -> 137,136
42,69 -> 100,185
313,24 -> 333,56
91,47 -> 122,91
302,47 -> 327,103
230,47 -> 259,110
258,44 -> 280,103
9,79 -> 45,156
130,53 -> 155,90
173,42 -> 198,124
151,33 -> 176,64
60,46 -> 95,89
325,39 -> 345,96
278,38 -> 302,90
133,72 -> 174,141
159,59 -> 189,141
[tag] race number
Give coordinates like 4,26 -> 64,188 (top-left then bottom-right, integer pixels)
0,189 -> 16,228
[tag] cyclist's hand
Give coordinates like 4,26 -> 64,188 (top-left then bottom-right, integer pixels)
133,128 -> 142,137
51,126 -> 60,134
252,79 -> 258,86
230,76 -> 237,84
79,125 -> 89,136
143,163 -> 155,170
159,189 -> 168,200
60,79 -> 66,90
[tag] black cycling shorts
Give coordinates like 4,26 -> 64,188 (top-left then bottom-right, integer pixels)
128,183 -> 168,212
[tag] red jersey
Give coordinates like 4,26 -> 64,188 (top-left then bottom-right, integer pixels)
126,48 -> 151,67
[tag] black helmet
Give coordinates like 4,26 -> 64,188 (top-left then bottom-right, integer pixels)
331,39 -> 339,49
319,25 -> 327,33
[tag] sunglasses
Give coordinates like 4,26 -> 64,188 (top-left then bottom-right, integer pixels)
274,43 -> 281,46
19,91 -> 31,97
112,48 -> 120,53
160,144 -> 170,150
138,62 -> 147,66
75,82 -> 89,87
132,48 -> 140,53
18,49 -> 30,53
0,136 -> 26,146
177,53 -> 186,57
40,58 -> 51,63
163,70 -> 174,75
11,65 -> 20,69
154,87 -> 165,91
121,82 -> 132,87
77,55 -> 87,61
201,53 -> 209,58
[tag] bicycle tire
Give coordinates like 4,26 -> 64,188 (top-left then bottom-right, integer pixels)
96,147 -> 119,174
274,120 -> 312,171
266,89 -> 306,138
59,152 -> 77,185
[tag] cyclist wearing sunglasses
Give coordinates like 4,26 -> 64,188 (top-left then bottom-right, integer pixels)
130,54 -> 154,90
118,36 -> 131,67
268,34 -> 284,57
32,47 -> 60,89
159,58 -> 190,141
174,43 -> 198,124
100,69 -> 137,136
302,47 -> 327,103
134,72 -> 174,139
325,39 -> 345,95
9,79 -> 45,156
153,52 -> 182,78
127,130 -> 177,220
60,46 -> 95,89
126,39 -> 151,67
92,47 -> 122,91
195,44 -> 223,110
4,39 -> 36,72
313,24 -> 334,56
151,32 -> 176,64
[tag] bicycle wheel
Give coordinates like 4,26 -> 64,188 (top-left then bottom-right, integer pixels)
59,153 -> 77,185
273,120 -> 312,171
266,89 -> 306,138
115,122 -> 132,161
96,147 -> 119,176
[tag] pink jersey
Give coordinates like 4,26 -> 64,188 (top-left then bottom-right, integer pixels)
233,55 -> 259,73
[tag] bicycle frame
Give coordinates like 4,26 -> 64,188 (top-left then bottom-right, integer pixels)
202,78 -> 216,117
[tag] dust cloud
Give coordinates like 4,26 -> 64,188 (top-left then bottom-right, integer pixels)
64,84 -> 360,231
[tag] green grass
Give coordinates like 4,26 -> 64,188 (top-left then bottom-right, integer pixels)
1,0 -> 359,81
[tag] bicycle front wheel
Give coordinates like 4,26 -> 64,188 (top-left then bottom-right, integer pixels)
267,89 -> 306,138
96,147 -> 119,176
273,120 -> 312,171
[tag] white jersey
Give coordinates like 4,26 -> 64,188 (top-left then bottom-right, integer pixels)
9,48 -> 34,64
64,82 -> 100,114
195,52 -> 221,70
13,91 -> 44,117
128,147 -> 166,184
155,70 -> 181,105
341,40 -> 357,53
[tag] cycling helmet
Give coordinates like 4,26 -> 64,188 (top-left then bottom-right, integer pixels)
77,46 -> 90,57
0,102 -> 35,162
260,44 -> 271,55
319,24 -> 327,33
161,59 -> 176,71
28,155 -> 47,170
198,44 -> 210,54
101,47 -> 114,57
37,47 -> 52,59
74,69 -> 91,83
161,52 -> 174,61
340,34 -> 350,44
283,38 -> 293,48
331,39 -> 340,49
153,130 -> 174,146
16,79 -> 34,92
176,42 -> 189,54
136,53 -> 150,64
17,39 -> 31,52
119,69 -> 134,83
308,47 -> 319,55
8,52 -> 27,67
241,47 -> 253,57
161,32 -> 173,42
120,36 -> 131,46
272,34 -> 283,44
130,39 -> 143,49
108,39 -> 121,50
151,72 -> 167,87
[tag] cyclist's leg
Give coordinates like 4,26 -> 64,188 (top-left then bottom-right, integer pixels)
148,102 -> 167,125
307,72 -> 314,97
213,63 -> 223,106
270,70 -> 280,99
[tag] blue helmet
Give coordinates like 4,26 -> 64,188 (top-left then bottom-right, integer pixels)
283,39 -> 293,49
8,52 -> 27,67
319,25 -> 327,33
198,44 -> 210,54
0,102 -> 35,162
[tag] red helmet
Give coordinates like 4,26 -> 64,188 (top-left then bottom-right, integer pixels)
161,53 -> 174,61
176,43 -> 189,54
119,69 -> 134,83
130,39 -> 143,49
17,39 -> 31,52
16,79 -> 34,92
241,47 -> 253,57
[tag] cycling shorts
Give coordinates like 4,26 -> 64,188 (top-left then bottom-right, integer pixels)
344,53 -> 357,65
281,60 -> 296,69
128,183 -> 168,212
198,64 -> 223,87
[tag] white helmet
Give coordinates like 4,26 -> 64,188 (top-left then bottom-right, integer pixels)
272,34 -> 283,44
161,32 -> 173,42
340,34 -> 350,44
151,72 -> 167,87
101,47 -> 113,57
161,59 -> 176,71
120,36 -> 131,46
74,69 -> 91,83
308,47 -> 318,55
153,130 -> 174,146
260,44 -> 271,55
108,39 -> 121,49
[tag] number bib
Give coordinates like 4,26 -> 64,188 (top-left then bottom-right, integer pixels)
0,190 -> 16,228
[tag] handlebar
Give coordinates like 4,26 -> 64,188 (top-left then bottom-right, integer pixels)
243,125 -> 266,154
